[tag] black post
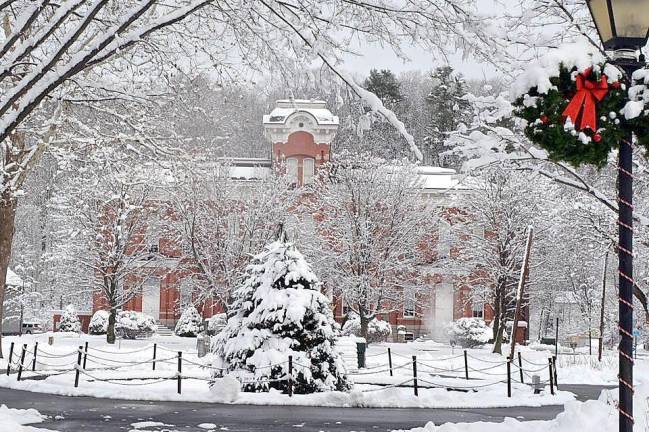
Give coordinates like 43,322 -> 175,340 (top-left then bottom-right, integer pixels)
152,343 -> 157,371
412,355 -> 418,396
555,317 -> 559,358
387,348 -> 393,377
82,341 -> 88,370
74,346 -> 82,388
518,352 -> 524,384
356,341 -> 366,369
464,350 -> 469,380
552,355 -> 558,387
548,358 -> 554,396
506,357 -> 511,398
32,342 -> 38,371
16,344 -> 26,381
288,355 -> 293,397
177,351 -> 182,394
6,342 -> 14,375
618,132 -> 634,431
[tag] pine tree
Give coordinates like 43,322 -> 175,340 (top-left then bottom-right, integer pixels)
212,234 -> 350,394
58,304 -> 81,333
175,306 -> 203,337
423,66 -> 472,167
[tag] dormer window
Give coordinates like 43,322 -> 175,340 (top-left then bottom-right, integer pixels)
303,158 -> 315,184
287,158 -> 298,185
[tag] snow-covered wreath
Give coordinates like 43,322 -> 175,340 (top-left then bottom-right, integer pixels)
513,53 -> 649,167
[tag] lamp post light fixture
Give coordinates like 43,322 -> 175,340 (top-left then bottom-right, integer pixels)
585,1 -> 649,430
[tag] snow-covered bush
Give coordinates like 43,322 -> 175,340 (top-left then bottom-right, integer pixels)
58,304 -> 81,333
175,306 -> 203,337
115,311 -> 157,339
207,313 -> 227,335
88,310 -> 110,335
212,237 -> 350,394
448,318 -> 491,348
342,313 -> 392,343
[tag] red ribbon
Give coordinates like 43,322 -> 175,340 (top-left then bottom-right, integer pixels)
562,68 -> 609,131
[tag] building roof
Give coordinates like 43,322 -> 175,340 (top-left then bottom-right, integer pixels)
263,99 -> 339,126
415,166 -> 470,191
6,268 -> 23,287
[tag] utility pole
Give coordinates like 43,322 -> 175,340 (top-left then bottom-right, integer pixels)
509,226 -> 533,361
599,248 -> 609,362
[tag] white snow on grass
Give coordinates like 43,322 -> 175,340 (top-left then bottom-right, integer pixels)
0,405 -> 53,432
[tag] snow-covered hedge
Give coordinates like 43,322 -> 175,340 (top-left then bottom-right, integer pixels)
207,313 -> 227,335
58,304 -> 81,333
448,317 -> 491,348
174,306 -> 203,337
115,311 -> 157,339
342,313 -> 392,344
88,310 -> 110,335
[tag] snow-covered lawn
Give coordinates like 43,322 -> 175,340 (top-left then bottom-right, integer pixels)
0,333 -> 633,409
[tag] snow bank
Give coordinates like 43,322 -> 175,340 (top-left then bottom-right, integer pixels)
0,405 -> 52,432
394,382 -> 648,432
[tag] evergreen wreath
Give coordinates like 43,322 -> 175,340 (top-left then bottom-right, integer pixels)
513,63 -> 638,167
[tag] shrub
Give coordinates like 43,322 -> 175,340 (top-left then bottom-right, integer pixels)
115,311 -> 157,339
342,313 -> 392,343
207,313 -> 227,335
58,304 -> 81,333
89,310 -> 110,335
174,306 -> 203,337
448,317 -> 491,348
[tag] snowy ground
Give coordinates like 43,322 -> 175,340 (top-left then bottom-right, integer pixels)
0,405 -> 54,432
0,333 -> 632,410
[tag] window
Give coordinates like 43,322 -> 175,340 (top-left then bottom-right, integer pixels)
472,301 -> 484,318
287,158 -> 298,185
438,222 -> 450,258
303,158 -> 315,184
227,213 -> 240,237
403,292 -> 416,317
405,332 -> 415,341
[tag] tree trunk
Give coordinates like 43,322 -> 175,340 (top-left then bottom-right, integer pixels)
359,313 -> 370,343
107,308 -> 117,344
0,197 -> 17,358
492,316 -> 504,354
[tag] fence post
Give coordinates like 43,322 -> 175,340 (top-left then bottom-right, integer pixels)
74,346 -> 82,388
82,341 -> 88,370
464,350 -> 469,380
32,342 -> 39,371
387,348 -> 393,377
356,341 -> 366,369
16,344 -> 26,381
288,355 -> 293,397
152,343 -> 157,371
552,355 -> 558,387
177,351 -> 182,394
506,357 -> 512,398
548,358 -> 555,395
517,351 -> 524,384
6,342 -> 14,375
412,355 -> 418,397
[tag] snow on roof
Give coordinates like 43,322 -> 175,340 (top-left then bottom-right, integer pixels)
228,165 -> 271,180
6,268 -> 23,287
415,166 -> 469,191
263,99 -> 339,126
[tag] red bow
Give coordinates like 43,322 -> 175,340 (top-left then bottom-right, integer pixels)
562,68 -> 609,131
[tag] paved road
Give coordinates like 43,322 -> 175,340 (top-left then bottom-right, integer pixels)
0,385 -> 612,432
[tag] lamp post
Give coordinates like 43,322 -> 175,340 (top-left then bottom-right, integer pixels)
585,2 -> 649,430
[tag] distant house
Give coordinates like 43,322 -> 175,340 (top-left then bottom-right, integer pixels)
2,268 -> 24,334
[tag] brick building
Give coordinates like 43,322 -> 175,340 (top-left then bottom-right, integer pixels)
91,99 -> 512,342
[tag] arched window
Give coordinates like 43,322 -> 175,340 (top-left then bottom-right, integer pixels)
303,158 -> 315,184
286,158 -> 298,185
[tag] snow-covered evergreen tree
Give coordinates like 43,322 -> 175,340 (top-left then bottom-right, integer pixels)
175,306 -> 203,337
58,304 -> 81,333
212,234 -> 349,394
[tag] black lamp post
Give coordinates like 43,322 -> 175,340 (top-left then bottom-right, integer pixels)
585,1 -> 649,430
